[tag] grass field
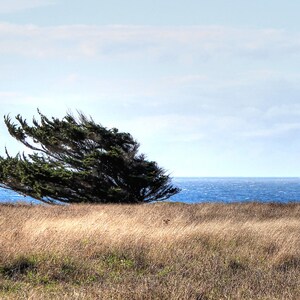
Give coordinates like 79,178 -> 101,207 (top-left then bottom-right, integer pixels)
0,202 -> 299,299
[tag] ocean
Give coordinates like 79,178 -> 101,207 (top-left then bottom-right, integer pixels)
171,177 -> 300,203
1,177 -> 300,204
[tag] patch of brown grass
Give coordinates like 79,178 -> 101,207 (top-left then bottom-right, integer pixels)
0,202 -> 299,299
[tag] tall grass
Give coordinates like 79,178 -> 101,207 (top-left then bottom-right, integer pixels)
0,202 -> 299,299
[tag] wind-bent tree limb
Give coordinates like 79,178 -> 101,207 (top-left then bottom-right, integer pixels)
0,111 -> 180,204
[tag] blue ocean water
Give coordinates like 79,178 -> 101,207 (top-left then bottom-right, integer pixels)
170,177 -> 300,203
0,177 -> 300,204
0,187 -> 37,204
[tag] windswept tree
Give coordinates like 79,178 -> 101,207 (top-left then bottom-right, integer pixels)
0,111 -> 179,204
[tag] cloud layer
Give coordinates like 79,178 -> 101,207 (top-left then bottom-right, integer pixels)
1,23 -> 300,175
0,0 -> 55,13
0,23 -> 300,61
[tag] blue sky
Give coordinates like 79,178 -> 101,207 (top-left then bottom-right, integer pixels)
1,0 -> 300,177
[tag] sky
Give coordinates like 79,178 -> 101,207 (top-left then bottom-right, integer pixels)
1,0 -> 300,177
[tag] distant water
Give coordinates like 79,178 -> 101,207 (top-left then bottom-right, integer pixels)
1,177 -> 300,204
0,187 -> 38,204
170,177 -> 300,203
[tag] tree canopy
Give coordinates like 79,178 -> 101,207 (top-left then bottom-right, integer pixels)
0,111 -> 179,204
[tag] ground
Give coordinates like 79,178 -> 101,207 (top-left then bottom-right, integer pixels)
0,202 -> 299,299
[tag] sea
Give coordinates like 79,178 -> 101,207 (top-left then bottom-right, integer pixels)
1,177 -> 300,204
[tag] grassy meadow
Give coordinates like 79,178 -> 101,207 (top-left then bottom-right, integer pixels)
0,202 -> 299,299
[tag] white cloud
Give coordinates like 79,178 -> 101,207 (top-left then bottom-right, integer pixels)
242,122 -> 300,138
0,91 -> 21,98
0,23 -> 300,61
1,22 -> 300,176
265,104 -> 300,118
0,0 -> 56,13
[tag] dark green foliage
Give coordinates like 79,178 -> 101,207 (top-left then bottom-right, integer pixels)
0,111 -> 179,204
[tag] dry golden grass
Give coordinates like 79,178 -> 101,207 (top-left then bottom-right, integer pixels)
0,202 -> 299,299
